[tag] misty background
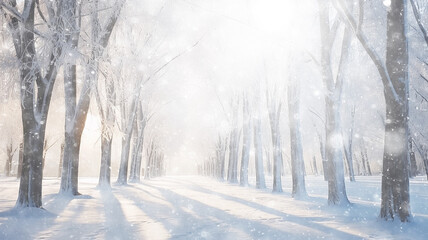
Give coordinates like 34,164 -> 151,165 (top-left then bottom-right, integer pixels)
0,0 -> 426,177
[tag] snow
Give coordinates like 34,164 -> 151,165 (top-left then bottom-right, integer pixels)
383,0 -> 392,8
0,175 -> 427,239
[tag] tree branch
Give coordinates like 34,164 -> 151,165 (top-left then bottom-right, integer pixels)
410,0 -> 428,47
333,0 -> 401,103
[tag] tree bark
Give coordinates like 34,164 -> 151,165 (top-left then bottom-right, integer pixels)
60,0 -> 83,195
379,0 -> 411,222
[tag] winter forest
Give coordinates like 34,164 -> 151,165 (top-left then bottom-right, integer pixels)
0,0 -> 428,239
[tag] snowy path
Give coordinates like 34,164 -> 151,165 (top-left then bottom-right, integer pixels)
0,176 -> 427,239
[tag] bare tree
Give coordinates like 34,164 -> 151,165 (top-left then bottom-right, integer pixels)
60,0 -> 125,195
317,0 -> 350,206
2,0 -> 64,207
410,0 -> 428,47
335,0 -> 411,221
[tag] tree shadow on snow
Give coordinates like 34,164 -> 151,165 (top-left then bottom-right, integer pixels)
98,189 -> 137,240
0,206 -> 57,239
116,182 -> 363,240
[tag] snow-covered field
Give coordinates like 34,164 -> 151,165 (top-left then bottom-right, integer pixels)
0,175 -> 427,240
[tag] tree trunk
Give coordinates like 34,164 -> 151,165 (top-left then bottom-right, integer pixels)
60,0 -> 83,196
312,156 -> 318,175
343,106 -> 356,182
117,94 -> 139,184
271,128 -> 282,192
380,0 -> 411,222
60,131 -> 82,195
216,135 -> 227,180
7,1 -> 62,208
17,125 -> 45,208
129,116 -> 140,182
364,145 -> 372,176
288,83 -> 307,198
266,88 -> 282,193
135,141 -> 144,179
5,142 -> 14,177
409,140 -> 417,177
129,105 -> 146,183
227,128 -> 240,183
325,101 -> 349,205
360,148 -> 367,175
95,68 -> 116,188
227,100 -> 240,184
423,147 -> 428,180
58,142 -> 64,178
98,132 -> 113,188
318,0 -> 350,206
253,103 -> 266,189
17,142 -> 23,179
145,141 -> 154,180
343,145 -> 355,181
240,96 -> 251,187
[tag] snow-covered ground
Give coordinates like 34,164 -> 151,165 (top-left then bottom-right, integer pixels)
0,175 -> 427,240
